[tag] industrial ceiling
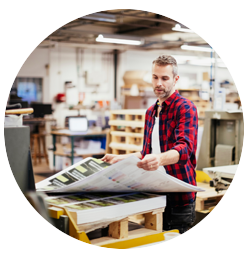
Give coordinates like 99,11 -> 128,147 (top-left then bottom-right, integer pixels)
40,9 -> 209,51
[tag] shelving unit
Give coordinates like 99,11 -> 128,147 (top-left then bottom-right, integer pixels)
107,109 -> 146,154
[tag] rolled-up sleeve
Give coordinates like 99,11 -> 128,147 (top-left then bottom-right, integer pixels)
171,102 -> 198,165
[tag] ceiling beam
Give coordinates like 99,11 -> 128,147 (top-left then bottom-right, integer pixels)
100,11 -> 176,25
116,22 -> 172,31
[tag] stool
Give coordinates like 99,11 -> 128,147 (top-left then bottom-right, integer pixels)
31,133 -> 49,165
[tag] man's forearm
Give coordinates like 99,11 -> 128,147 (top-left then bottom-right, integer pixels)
159,149 -> 180,166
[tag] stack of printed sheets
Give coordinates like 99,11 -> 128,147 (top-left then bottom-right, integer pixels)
45,192 -> 166,224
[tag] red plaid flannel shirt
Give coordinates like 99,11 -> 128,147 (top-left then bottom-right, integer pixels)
141,90 -> 198,207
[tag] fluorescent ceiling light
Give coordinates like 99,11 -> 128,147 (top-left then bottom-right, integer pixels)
96,34 -> 142,45
172,24 -> 193,33
181,44 -> 212,52
172,54 -> 226,68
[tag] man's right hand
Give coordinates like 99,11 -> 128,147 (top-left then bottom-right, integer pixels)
101,154 -> 126,164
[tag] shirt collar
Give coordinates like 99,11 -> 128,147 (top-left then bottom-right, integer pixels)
154,89 -> 179,111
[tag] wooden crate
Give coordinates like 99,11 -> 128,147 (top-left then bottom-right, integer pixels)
108,109 -> 146,154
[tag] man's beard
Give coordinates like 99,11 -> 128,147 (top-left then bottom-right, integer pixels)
154,88 -> 172,99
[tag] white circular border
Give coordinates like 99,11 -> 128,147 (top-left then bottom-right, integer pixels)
1,1 -> 249,259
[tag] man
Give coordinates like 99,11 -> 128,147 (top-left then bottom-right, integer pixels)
102,55 -> 198,234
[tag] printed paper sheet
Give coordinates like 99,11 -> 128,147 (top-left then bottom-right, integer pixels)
36,156 -> 204,193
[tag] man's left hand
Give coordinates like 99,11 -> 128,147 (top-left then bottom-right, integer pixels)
137,154 -> 161,171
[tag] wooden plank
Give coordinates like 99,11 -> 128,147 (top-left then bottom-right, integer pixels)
110,109 -> 146,115
125,114 -> 133,121
128,214 -> 145,225
5,108 -> 34,115
195,198 -> 205,211
109,120 -> 144,128
109,142 -> 142,152
53,151 -> 105,157
50,130 -> 107,136
110,131 -> 143,138
144,212 -> 163,232
108,218 -> 128,239
151,208 -> 165,214
105,129 -> 112,154
112,148 -> 119,155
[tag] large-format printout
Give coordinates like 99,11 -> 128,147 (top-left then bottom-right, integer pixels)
36,156 -> 204,193
44,192 -> 167,225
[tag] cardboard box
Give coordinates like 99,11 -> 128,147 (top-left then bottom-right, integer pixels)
203,72 -> 210,81
124,96 -> 144,109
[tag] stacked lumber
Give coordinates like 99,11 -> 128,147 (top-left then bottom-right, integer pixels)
107,109 -> 146,154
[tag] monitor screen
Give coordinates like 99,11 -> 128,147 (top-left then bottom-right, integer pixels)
31,103 -> 52,118
11,77 -> 43,104
17,82 -> 37,103
69,117 -> 88,132
8,100 -> 29,108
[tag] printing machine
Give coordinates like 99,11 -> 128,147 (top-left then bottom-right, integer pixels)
197,110 -> 243,170
196,109 -> 243,193
202,164 -> 237,192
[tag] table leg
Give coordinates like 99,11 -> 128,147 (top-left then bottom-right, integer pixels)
71,136 -> 74,165
52,134 -> 56,169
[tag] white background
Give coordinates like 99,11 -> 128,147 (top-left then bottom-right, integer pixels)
1,0 -> 249,259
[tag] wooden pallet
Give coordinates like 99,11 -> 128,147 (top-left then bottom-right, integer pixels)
48,206 -> 166,247
196,182 -> 226,211
108,109 -> 146,154
90,207 -> 165,246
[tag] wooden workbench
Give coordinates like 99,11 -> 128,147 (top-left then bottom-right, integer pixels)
51,129 -> 108,166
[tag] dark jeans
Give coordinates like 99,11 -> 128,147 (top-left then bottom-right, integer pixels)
163,199 -> 196,234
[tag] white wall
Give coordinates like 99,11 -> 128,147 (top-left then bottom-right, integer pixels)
17,48 -> 50,102
16,46 -> 237,127
16,45 -> 114,127
118,49 -> 235,88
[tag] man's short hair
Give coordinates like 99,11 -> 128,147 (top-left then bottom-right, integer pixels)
152,55 -> 178,77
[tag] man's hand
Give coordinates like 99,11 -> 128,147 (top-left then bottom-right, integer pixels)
137,154 -> 161,171
101,154 -> 126,164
